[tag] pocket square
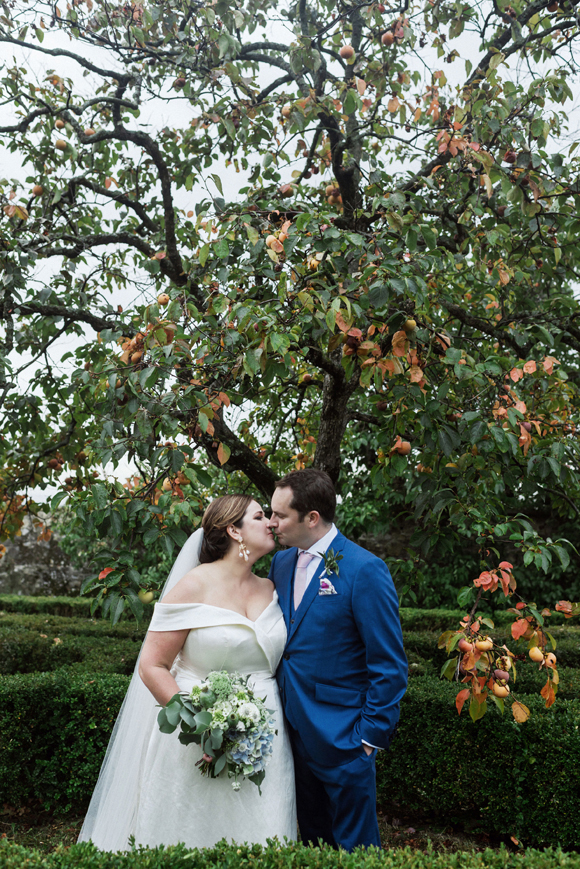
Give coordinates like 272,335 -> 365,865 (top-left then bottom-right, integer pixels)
319,577 -> 337,595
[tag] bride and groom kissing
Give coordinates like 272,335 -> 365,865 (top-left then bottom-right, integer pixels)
79,468 -> 408,853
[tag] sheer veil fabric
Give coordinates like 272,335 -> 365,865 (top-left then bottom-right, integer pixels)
78,528 -> 204,852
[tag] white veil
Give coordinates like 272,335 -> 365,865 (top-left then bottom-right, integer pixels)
78,528 -> 204,852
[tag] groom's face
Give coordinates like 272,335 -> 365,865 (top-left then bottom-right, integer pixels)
269,486 -> 313,550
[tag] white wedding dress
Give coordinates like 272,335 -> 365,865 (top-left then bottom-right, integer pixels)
78,528 -> 296,852
133,594 -> 296,849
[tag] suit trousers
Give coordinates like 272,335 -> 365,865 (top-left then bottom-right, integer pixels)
288,724 -> 381,852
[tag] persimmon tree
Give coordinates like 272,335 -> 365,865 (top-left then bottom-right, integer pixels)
1,0 -> 580,637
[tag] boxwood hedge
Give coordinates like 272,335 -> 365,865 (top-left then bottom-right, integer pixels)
1,671 -> 578,848
2,597 -> 566,628
2,841 -> 580,868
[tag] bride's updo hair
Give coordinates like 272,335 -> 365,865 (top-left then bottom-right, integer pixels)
199,494 -> 253,563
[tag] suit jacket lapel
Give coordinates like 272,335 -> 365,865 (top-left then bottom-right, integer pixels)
277,549 -> 298,630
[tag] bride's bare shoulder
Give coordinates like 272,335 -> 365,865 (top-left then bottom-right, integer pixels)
160,564 -> 212,604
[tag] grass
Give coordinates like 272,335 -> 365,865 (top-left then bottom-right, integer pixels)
0,807 -> 502,855
0,809 -> 84,851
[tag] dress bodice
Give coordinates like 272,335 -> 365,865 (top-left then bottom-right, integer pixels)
148,591 -> 286,685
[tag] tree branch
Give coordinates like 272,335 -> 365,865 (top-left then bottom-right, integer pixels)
70,177 -> 159,233
12,302 -> 136,337
0,34 -> 133,83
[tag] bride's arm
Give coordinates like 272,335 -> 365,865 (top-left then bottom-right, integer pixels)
138,628 -> 190,706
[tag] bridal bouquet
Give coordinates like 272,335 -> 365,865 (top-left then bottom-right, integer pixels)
157,670 -> 276,792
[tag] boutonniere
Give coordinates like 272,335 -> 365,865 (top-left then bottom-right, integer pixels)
318,548 -> 342,596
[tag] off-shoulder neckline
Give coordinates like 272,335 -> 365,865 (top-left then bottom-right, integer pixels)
154,590 -> 278,624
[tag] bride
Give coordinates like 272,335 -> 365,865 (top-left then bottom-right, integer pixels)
78,493 -> 296,851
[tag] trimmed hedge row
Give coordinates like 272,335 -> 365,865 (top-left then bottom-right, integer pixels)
3,596 -> 567,629
0,669 -> 127,812
0,629 -> 140,676
0,611 -> 147,639
1,671 -> 579,848
2,841 -> 580,869
0,611 -> 146,676
0,595 -> 95,617
3,609 -> 577,678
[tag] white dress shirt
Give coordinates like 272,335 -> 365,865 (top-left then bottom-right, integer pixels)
296,524 -> 338,589
294,524 -> 378,751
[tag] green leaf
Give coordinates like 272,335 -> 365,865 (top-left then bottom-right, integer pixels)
211,174 -> 223,195
92,483 -> 109,510
110,594 -> 125,626
157,707 -> 176,733
440,658 -> 457,681
179,706 -> 196,727
214,238 -> 230,259
457,586 -> 475,607
554,545 -> 570,570
199,244 -> 210,266
438,426 -> 460,457
171,449 -> 186,472
343,89 -> 358,115
469,697 -> 487,722
51,490 -> 68,510
213,753 -> 227,775
194,710 -> 213,728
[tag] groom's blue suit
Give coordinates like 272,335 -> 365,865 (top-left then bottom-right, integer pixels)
270,530 -> 407,850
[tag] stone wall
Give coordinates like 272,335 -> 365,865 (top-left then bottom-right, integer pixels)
0,517 -> 90,596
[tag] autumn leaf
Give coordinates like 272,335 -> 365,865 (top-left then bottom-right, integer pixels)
391,330 -> 408,357
438,630 -> 454,649
543,356 -> 559,375
455,688 -> 470,716
499,564 -> 516,596
217,443 -> 231,465
555,600 -> 580,618
518,425 -> 532,456
377,358 -> 396,378
511,618 -> 530,640
387,97 -> 400,113
473,570 -> 498,593
540,678 -> 556,708
511,700 -> 530,723
98,567 -> 115,580
523,360 -> 537,374
409,365 -> 424,383
510,367 -> 523,383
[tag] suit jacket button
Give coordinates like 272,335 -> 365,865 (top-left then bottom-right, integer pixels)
284,653 -> 290,660
290,619 -> 295,624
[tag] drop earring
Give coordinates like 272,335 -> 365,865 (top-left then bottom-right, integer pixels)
238,539 -> 250,562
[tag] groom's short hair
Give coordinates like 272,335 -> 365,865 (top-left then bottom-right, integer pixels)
275,468 -> 336,524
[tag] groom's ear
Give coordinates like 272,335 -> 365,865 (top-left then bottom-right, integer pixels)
306,510 -> 321,528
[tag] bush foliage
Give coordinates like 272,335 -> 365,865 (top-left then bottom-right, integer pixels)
2,841 -> 580,869
1,670 -> 579,848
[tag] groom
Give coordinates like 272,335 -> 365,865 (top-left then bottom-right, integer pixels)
268,468 -> 407,852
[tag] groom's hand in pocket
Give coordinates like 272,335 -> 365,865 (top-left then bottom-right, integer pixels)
362,744 -> 373,756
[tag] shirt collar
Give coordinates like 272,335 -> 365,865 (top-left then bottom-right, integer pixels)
299,524 -> 338,559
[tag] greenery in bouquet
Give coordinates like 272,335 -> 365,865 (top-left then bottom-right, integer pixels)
157,671 -> 276,792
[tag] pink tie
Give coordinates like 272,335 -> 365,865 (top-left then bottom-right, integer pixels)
294,551 -> 315,610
